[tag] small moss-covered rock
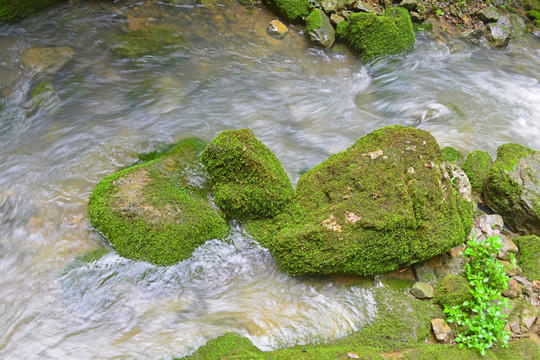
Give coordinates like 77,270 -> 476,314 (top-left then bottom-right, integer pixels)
111,25 -> 186,59
337,7 -> 414,61
462,150 -> 493,194
88,138 -> 229,266
484,143 -> 540,235
513,235 -> 540,281
441,146 -> 463,164
200,129 -> 294,221
0,0 -> 65,23
263,0 -> 310,24
433,274 -> 472,309
306,9 -> 335,48
250,125 -> 473,277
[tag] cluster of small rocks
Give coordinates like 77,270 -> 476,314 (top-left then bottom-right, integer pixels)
401,212 -> 540,344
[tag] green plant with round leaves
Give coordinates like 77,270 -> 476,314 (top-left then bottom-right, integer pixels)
444,235 -> 511,356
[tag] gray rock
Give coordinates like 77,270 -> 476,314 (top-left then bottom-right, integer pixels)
503,278 -> 523,299
435,254 -> 467,278
431,318 -> 453,343
499,259 -> 523,277
409,11 -> 425,23
485,22 -> 511,48
351,1 -> 376,13
477,213 -> 505,236
497,234 -> 518,261
478,6 -> 500,23
20,46 -> 74,75
330,13 -> 345,25
413,261 -> 437,284
398,0 -> 420,11
307,9 -> 335,49
411,281 -> 434,299
320,0 -> 348,13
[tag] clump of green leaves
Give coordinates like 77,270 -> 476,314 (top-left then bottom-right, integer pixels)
444,235 -> 511,356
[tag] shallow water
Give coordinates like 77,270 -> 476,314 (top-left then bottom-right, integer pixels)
0,1 -> 539,359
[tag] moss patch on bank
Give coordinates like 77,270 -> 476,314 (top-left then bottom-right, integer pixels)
0,0 -> 65,23
88,138 -> 229,266
262,0 -> 310,24
200,129 -> 294,221
513,235 -> 540,280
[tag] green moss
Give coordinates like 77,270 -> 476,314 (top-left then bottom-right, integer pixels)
0,0 -> 65,23
111,25 -> 186,59
305,9 -> 323,32
513,235 -> 540,280
32,81 -> 55,107
524,0 -> 540,12
433,274 -> 472,309
88,138 -> 229,266
441,146 -> 462,164
249,126 -> 473,277
200,129 -> 294,221
262,0 -> 311,24
187,333 -> 264,360
484,144 -> 536,220
462,150 -> 493,194
340,7 -> 415,61
335,19 -> 350,41
527,10 -> 540,26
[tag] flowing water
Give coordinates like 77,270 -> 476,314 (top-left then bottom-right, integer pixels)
0,0 -> 540,359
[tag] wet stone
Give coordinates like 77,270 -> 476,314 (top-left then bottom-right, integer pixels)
486,22 -> 511,48
478,6 -> 500,23
413,261 -> 436,284
410,281 -> 434,299
497,234 -> 518,261
267,19 -> 288,38
431,318 -> 453,343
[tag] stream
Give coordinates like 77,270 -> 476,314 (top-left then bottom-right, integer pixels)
1,0 -> 540,359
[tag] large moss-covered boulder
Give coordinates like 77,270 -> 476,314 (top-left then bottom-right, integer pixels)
88,138 -> 229,266
336,7 -> 414,61
484,143 -> 540,235
200,129 -> 294,221
462,150 -> 493,195
0,0 -> 65,23
263,0 -> 311,24
250,126 -> 473,277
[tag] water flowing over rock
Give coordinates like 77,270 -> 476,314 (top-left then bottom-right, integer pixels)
20,46 -> 74,75
484,143 -> 540,235
88,138 -> 229,266
249,126 -> 473,277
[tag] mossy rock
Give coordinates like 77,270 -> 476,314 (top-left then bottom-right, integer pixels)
0,0 -> 65,23
462,150 -> 493,194
111,25 -> 186,59
200,129 -> 294,221
441,146 -> 463,164
433,274 -> 472,309
336,7 -> 414,61
527,10 -> 540,27
249,125 -> 473,277
262,0 -> 311,24
513,235 -> 540,281
186,333 -> 263,360
88,138 -> 229,266
484,143 -> 540,235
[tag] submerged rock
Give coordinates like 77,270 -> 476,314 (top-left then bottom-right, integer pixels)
20,46 -> 74,75
306,9 -> 336,48
200,129 -> 294,221
88,138 -> 229,266
111,25 -> 186,59
484,143 -> 540,235
336,7 -> 414,61
250,126 -> 473,277
267,19 -> 289,38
